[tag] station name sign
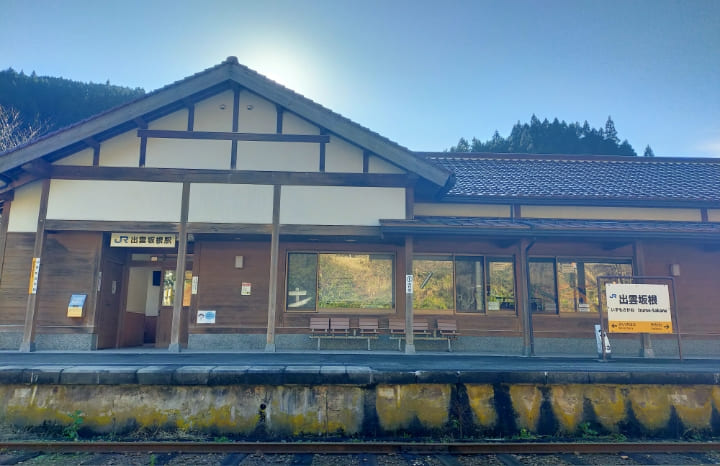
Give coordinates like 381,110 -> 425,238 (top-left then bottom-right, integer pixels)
110,233 -> 176,248
605,283 -> 672,334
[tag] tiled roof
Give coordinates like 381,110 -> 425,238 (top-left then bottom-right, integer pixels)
419,153 -> 720,204
381,216 -> 720,239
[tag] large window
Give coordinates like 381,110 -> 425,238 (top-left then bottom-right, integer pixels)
529,258 -> 632,313
413,255 -> 515,313
286,252 -> 395,311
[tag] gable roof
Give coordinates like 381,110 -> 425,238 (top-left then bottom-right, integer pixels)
419,152 -> 720,207
0,57 -> 452,189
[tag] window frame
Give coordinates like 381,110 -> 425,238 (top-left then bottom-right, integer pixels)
285,250 -> 397,313
412,254 -> 517,315
529,256 -> 633,315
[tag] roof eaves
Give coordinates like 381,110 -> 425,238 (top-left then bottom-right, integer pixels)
0,63 -> 233,173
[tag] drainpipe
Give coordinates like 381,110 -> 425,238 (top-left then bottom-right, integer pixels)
519,238 -> 536,356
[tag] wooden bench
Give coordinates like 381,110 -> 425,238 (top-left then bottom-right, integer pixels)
309,317 -> 330,349
310,317 -> 378,350
437,319 -> 459,352
388,318 -> 459,351
358,317 -> 380,350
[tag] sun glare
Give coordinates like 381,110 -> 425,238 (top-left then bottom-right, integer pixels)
241,48 -> 319,97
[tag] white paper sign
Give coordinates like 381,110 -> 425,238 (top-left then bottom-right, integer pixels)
406,274 -> 413,294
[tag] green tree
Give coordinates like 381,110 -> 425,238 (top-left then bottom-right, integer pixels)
604,116 -> 619,144
448,115 -> 638,156
643,145 -> 655,157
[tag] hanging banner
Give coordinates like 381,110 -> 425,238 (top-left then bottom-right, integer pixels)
605,283 -> 672,333
110,233 -> 176,248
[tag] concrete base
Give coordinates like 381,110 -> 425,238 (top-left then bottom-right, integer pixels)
34,334 -> 96,351
0,333 -> 22,350
188,334 -> 265,351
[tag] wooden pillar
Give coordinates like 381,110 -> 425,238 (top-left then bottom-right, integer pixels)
404,235 -> 415,354
265,185 -> 281,352
518,239 -> 533,356
633,240 -> 654,357
0,198 -> 12,284
169,181 -> 190,353
230,86 -> 241,169
20,179 -> 50,352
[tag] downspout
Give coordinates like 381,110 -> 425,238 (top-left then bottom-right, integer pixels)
520,238 -> 536,357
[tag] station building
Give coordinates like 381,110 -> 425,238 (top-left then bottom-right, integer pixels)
0,58 -> 718,356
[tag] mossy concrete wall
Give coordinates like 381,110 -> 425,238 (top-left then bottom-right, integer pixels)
0,383 -> 718,439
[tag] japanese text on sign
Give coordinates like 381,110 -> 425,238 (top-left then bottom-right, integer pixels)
110,233 -> 176,248
605,283 -> 672,334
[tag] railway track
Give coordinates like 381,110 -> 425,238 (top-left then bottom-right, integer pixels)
0,441 -> 718,465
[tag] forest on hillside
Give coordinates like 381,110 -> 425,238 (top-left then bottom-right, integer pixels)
0,68 -> 654,157
449,115 -> 654,157
0,68 -> 145,137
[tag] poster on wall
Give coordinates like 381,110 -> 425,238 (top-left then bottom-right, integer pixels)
197,310 -> 216,324
67,294 -> 87,317
241,282 -> 252,296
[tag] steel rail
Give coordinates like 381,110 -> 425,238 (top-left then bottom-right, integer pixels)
0,441 -> 718,455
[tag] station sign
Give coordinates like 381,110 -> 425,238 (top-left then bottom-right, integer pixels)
110,233 -> 176,248
605,283 -> 672,333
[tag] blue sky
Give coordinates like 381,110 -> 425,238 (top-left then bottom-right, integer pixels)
2,0 -> 719,157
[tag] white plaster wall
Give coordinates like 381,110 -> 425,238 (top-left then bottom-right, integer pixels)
280,186 -> 406,225
99,130 -> 141,167
325,136 -> 363,173
237,91 -> 276,133
194,91 -> 234,132
145,271 -> 161,317
189,184 -> 274,223
369,156 -> 405,174
520,205 -> 702,222
145,139 -> 231,169
126,268 -> 150,314
53,148 -> 93,166
708,210 -> 720,222
47,180 -> 183,222
414,203 -> 512,217
149,109 -> 188,131
236,141 -> 319,172
282,112 -> 319,135
7,181 -> 42,232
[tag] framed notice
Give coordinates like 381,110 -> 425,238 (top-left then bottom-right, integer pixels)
67,294 -> 87,318
197,310 -> 216,324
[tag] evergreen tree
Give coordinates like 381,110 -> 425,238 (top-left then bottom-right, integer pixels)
643,145 -> 655,157
604,116 -> 619,144
448,115 -> 638,156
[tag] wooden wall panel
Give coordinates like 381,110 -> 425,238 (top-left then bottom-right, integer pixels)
120,311 -> 145,347
36,232 -> 102,328
641,240 -> 720,336
192,240 -> 271,333
0,233 -> 35,327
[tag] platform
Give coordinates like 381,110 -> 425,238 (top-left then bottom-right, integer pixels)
0,350 -> 717,386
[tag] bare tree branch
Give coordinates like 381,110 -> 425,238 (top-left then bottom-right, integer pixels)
0,104 -> 45,153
